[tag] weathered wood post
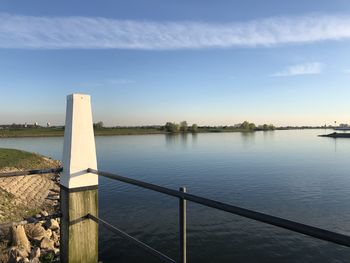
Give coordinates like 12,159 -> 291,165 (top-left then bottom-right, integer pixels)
60,94 -> 98,263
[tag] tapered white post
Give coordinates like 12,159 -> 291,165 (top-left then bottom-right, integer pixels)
60,94 -> 98,263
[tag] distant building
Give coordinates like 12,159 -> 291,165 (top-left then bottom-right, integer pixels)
335,123 -> 350,131
47,122 -> 51,127
34,122 -> 38,127
24,122 -> 27,128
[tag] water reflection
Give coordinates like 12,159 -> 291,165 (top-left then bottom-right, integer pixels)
165,133 -> 197,148
240,131 -> 256,146
191,132 -> 198,145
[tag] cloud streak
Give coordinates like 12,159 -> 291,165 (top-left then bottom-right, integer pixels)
1,13 -> 350,49
271,62 -> 324,77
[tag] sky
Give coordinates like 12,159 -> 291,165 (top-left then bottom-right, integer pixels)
1,0 -> 350,127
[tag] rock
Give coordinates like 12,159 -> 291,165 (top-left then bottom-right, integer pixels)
35,214 -> 41,219
29,258 -> 40,263
26,217 -> 36,223
16,247 -> 29,258
19,257 -> 30,263
41,211 -> 49,217
40,237 -> 54,250
8,247 -> 29,262
0,228 -> 4,239
25,223 -> 47,242
45,219 -> 59,231
51,231 -> 59,242
30,247 -> 40,259
11,225 -> 30,254
8,247 -> 18,263
47,195 -> 59,200
46,229 -> 52,238
54,240 -> 59,248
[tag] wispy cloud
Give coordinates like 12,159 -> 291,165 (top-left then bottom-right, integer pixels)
108,79 -> 135,85
1,13 -> 350,50
271,62 -> 324,77
78,79 -> 135,88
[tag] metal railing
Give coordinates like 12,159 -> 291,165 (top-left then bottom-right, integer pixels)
87,214 -> 176,263
0,167 -> 63,178
2,167 -> 350,263
87,168 -> 350,263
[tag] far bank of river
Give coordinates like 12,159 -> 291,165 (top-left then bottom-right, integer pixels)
0,126 -> 329,138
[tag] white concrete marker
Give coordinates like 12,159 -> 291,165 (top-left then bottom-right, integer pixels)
61,94 -> 98,189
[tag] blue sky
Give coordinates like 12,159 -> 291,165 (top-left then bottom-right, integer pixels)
1,0 -> 350,126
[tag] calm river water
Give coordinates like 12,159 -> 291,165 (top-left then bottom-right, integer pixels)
1,129 -> 350,262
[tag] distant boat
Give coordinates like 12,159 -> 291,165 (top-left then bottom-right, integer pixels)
334,127 -> 350,131
319,132 -> 350,138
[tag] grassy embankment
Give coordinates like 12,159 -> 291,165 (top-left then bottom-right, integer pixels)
0,148 -> 56,170
0,148 -> 59,223
0,149 -> 61,261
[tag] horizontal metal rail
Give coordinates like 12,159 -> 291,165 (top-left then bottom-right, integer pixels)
87,214 -> 176,263
0,167 -> 62,178
88,168 -> 350,248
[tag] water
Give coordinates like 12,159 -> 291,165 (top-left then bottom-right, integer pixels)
1,129 -> 350,262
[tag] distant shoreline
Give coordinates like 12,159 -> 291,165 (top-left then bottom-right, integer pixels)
0,126 -> 332,138
0,128 -> 250,138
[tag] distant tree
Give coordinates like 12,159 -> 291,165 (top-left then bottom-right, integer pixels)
239,121 -> 256,131
260,124 -> 275,131
94,121 -> 104,129
248,123 -> 256,130
191,124 -> 198,133
240,121 -> 250,130
268,124 -> 275,130
164,122 -> 180,133
180,121 -> 188,132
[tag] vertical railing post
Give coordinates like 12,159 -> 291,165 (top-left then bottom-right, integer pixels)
60,94 -> 98,263
179,187 -> 187,263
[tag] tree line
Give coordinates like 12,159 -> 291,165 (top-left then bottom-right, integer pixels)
91,120 -> 275,133
163,121 -> 275,133
239,121 -> 275,131
164,121 -> 198,133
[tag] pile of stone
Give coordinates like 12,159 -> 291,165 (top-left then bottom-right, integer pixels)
5,211 -> 60,263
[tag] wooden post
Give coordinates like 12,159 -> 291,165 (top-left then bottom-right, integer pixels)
179,187 -> 187,263
60,94 -> 98,263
